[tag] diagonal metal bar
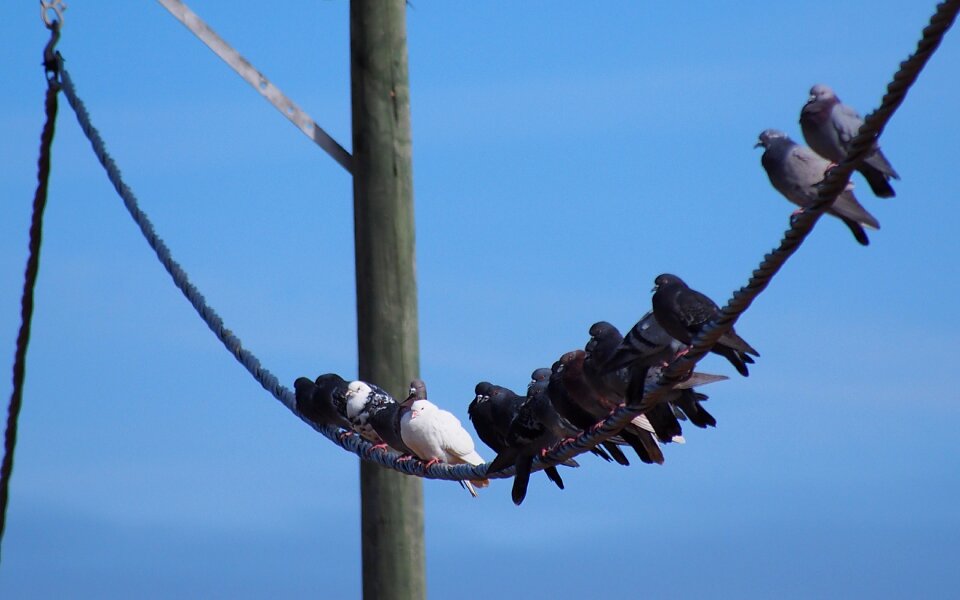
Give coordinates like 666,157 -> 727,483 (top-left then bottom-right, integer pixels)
156,0 -> 353,173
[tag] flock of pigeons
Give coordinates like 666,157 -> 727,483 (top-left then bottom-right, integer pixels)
294,83 -> 897,505
757,83 -> 899,245
296,274 -> 757,505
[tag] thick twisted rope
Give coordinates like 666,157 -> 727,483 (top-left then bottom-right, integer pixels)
1,24 -> 62,559
53,0 -> 959,485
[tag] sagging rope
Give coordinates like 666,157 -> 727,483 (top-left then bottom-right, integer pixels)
51,0 -> 960,486
0,22 -> 62,561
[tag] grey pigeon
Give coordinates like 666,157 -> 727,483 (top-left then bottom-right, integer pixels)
756,128 -> 880,245
294,374 -> 353,430
344,380 -> 414,455
652,274 -> 759,377
800,84 -> 899,198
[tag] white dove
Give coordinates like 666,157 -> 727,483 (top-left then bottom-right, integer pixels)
400,380 -> 489,497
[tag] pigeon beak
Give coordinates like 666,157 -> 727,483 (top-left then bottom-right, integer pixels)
753,140 -> 763,149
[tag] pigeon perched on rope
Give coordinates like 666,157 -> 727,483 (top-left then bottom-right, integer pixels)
294,374 -> 352,431
552,351 -> 664,464
399,380 -> 489,497
477,383 -> 579,505
651,274 -> 759,377
343,380 -> 414,454
800,84 -> 899,198
524,372 -> 616,464
584,320 -> 686,443
756,128 -> 880,245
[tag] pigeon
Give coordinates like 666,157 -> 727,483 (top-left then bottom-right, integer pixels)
545,358 -> 633,466
553,351 -> 664,464
583,321 -> 685,444
584,320 -> 727,433
400,380 -> 489,497
524,371 -> 615,464
470,380 -> 588,469
478,384 -> 576,505
800,84 -> 899,198
467,381 -> 512,452
294,374 -> 352,430
601,313 -> 682,375
343,380 -> 414,454
652,274 -> 759,377
756,128 -> 880,245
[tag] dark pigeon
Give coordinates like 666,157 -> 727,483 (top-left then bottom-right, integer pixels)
525,370 -> 615,464
546,358 -> 632,466
583,321 -> 684,444
468,381 -> 512,454
472,383 -> 575,504
756,128 -> 880,245
294,373 -> 352,430
601,313 -> 682,375
800,83 -> 899,198
652,274 -> 759,377
554,351 -> 664,465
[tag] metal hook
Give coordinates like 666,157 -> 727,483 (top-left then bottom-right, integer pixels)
40,0 -> 67,29
43,19 -> 61,80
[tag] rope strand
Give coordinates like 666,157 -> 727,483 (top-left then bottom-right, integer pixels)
0,24 -> 62,560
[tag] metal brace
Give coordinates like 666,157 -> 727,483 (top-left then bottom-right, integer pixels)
40,0 -> 67,29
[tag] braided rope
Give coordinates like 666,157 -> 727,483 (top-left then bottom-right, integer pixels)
1,25 -> 62,559
53,0 -> 959,486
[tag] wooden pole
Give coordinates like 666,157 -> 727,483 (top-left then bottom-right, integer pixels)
350,1 -> 425,599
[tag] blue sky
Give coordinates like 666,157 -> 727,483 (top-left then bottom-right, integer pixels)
2,1 -> 959,598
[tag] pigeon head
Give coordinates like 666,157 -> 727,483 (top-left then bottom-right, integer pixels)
315,373 -> 347,395
530,367 -> 552,382
653,273 -> 685,292
808,83 -> 836,103
407,399 -> 435,420
474,381 -> 493,401
754,129 -> 789,149
344,380 -> 372,418
293,377 -> 315,407
588,321 -> 616,338
406,379 -> 427,404
559,350 -> 580,371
